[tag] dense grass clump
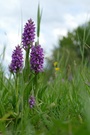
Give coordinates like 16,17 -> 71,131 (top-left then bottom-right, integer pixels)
1,58 -> 90,135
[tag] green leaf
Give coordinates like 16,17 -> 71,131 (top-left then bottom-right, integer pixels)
37,4 -> 43,43
0,111 -> 17,121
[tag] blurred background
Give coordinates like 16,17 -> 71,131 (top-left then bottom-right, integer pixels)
0,0 -> 90,72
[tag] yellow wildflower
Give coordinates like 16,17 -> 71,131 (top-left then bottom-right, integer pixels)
55,67 -> 60,71
53,62 -> 58,67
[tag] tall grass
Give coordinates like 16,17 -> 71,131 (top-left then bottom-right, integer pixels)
1,51 -> 90,135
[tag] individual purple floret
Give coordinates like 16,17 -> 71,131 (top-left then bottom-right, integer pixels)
30,45 -> 44,73
22,19 -> 35,50
9,45 -> 23,73
29,96 -> 35,108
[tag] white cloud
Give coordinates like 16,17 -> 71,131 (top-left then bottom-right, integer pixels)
40,33 -> 46,45
63,13 -> 90,30
53,28 -> 67,38
64,14 -> 78,29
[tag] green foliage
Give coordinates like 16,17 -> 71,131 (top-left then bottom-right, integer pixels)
37,4 -> 42,43
46,21 -> 90,80
1,59 -> 90,134
49,21 -> 90,69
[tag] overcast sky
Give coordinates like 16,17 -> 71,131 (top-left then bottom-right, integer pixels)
0,0 -> 90,71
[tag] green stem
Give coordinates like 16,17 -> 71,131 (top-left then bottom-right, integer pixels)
24,48 -> 30,82
37,37 -> 39,45
25,48 -> 30,69
34,73 -> 38,96
15,73 -> 19,113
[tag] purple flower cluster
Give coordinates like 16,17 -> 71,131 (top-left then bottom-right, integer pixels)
9,45 -> 23,73
22,19 -> 35,50
30,45 -> 44,73
9,18 -> 44,75
29,96 -> 35,108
